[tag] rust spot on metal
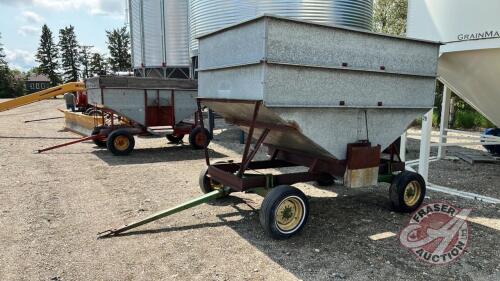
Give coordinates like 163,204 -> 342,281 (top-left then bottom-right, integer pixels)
346,142 -> 381,170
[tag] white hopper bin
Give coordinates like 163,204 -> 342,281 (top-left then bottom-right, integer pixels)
408,0 -> 500,127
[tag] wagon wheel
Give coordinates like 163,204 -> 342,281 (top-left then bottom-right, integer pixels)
166,134 -> 184,144
260,185 -> 309,239
106,129 -> 135,156
91,126 -> 107,147
85,108 -> 102,116
198,164 -> 228,197
189,127 -> 211,150
389,171 -> 426,213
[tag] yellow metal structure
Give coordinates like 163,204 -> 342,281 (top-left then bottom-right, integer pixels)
0,82 -> 85,112
63,111 -> 103,136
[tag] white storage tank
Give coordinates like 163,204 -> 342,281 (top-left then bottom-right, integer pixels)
189,0 -> 373,57
129,0 -> 190,78
407,0 -> 500,126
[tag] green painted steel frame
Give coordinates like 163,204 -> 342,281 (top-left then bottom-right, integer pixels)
98,188 -> 228,237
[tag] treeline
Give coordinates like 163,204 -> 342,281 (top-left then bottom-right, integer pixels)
36,24 -> 131,85
0,24 -> 131,98
0,34 -> 25,98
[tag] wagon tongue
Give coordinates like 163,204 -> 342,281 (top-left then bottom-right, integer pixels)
97,189 -> 226,238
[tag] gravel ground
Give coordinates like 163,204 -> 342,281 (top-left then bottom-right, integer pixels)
404,129 -> 500,199
0,100 -> 499,281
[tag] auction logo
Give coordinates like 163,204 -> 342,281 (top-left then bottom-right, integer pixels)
399,202 -> 471,265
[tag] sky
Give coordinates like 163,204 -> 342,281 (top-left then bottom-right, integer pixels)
0,0 -> 127,71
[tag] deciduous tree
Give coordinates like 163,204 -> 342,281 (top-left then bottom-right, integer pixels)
0,33 -> 24,98
373,0 -> 408,35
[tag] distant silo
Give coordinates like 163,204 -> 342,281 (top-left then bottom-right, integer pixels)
129,0 -> 190,78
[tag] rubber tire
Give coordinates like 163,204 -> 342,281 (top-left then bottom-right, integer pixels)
166,134 -> 184,143
483,128 -> 500,155
84,107 -> 94,115
259,185 -> 309,240
389,171 -> 426,213
106,129 -> 135,156
189,127 -> 211,150
91,126 -> 107,147
198,162 -> 230,196
198,166 -> 218,194
316,173 -> 335,186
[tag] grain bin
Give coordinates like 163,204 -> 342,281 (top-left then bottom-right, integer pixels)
129,0 -> 190,78
188,0 -> 373,57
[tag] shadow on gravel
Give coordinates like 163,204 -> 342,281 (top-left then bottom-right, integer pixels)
211,127 -> 247,153
92,146 -> 228,166
225,188 -> 499,281
0,135 -> 80,140
99,183 -> 499,280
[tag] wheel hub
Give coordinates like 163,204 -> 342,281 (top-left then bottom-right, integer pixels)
404,180 -> 422,206
209,178 -> 224,190
275,197 -> 304,232
195,133 -> 207,146
114,135 -> 130,151
195,132 -> 207,147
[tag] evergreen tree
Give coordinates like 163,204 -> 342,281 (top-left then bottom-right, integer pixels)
89,52 -> 107,76
59,26 -> 80,82
373,0 -> 408,36
106,26 -> 131,72
36,24 -> 61,86
79,45 -> 93,79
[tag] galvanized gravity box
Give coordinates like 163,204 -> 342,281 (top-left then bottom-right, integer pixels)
86,76 -> 198,127
198,15 -> 440,183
